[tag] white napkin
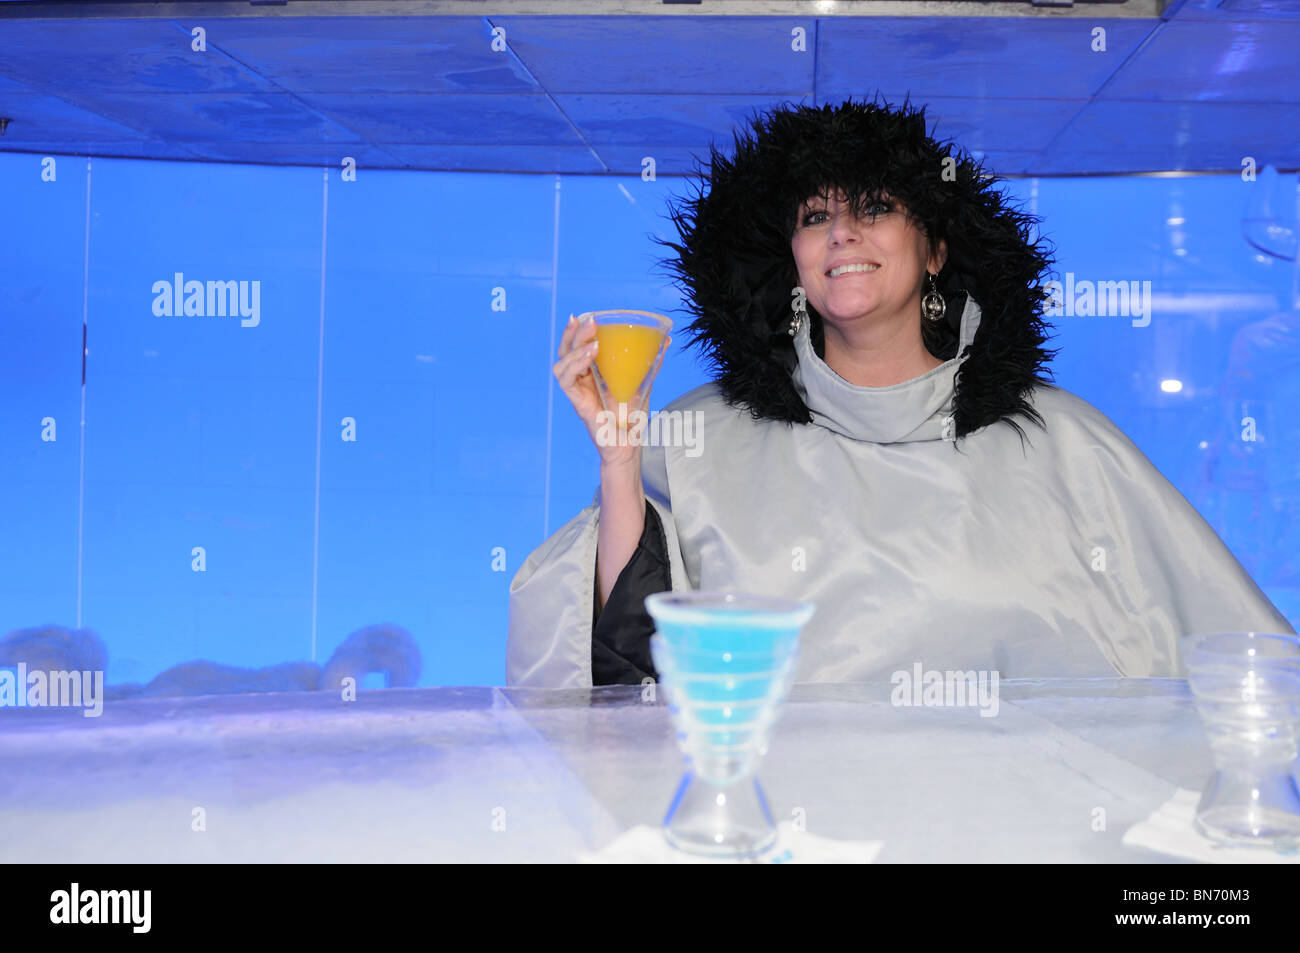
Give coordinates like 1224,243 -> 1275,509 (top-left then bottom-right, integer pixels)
1122,788 -> 1300,863
579,821 -> 883,864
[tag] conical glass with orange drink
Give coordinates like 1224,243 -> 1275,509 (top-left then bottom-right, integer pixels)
580,310 -> 673,414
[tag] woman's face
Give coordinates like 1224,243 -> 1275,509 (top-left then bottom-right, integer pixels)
791,189 -> 946,332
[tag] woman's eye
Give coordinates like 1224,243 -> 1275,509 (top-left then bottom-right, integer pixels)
801,203 -> 889,227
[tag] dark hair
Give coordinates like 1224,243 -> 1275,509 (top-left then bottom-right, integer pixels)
651,94 -> 1059,442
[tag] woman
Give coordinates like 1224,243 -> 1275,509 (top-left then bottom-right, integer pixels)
507,97 -> 1294,688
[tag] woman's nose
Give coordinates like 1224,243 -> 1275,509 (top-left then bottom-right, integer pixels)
828,211 -> 862,243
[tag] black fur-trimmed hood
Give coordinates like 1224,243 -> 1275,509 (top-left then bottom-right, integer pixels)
651,95 -> 1059,442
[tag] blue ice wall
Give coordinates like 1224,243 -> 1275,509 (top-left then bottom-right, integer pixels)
1,154 -> 1296,686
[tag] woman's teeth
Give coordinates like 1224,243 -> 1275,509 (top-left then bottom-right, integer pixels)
828,263 -> 880,278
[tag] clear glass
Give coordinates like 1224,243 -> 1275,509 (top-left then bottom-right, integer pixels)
646,591 -> 815,859
579,310 -> 672,414
1183,630 -> 1300,848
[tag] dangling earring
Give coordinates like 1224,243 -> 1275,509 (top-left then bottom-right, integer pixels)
922,272 -> 947,323
789,303 -> 807,337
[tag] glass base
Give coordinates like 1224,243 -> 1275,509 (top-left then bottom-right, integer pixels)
662,771 -> 777,859
1194,768 -> 1300,848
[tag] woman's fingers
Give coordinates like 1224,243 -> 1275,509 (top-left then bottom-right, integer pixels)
551,350 -> 580,390
558,314 -> 577,356
558,314 -> 597,358
553,336 -> 598,391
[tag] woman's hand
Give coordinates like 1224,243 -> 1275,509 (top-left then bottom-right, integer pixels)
553,313 -> 670,469
554,313 -> 671,614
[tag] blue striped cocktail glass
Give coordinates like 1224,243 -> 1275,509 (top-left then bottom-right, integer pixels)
646,591 -> 815,858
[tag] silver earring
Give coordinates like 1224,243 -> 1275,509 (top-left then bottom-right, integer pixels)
789,306 -> 807,337
922,272 -> 947,323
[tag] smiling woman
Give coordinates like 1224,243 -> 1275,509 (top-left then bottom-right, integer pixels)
792,189 -> 948,386
506,95 -> 1294,689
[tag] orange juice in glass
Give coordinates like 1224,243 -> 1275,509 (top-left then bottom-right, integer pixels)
582,310 -> 673,413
